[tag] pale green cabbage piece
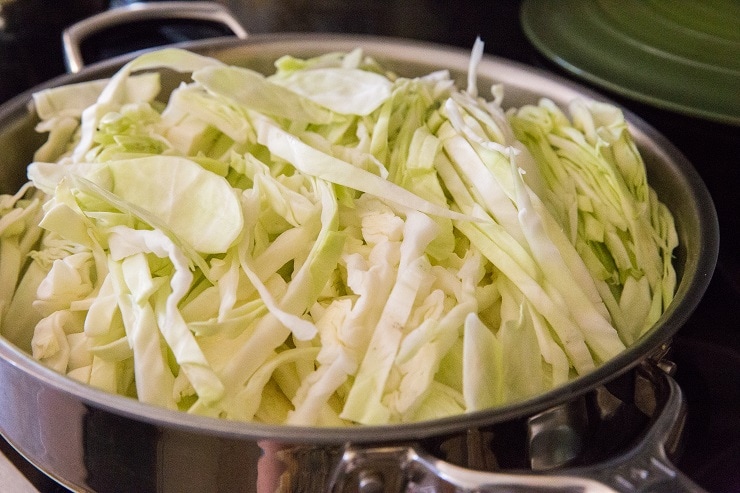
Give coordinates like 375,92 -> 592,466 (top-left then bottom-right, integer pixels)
0,41 -> 678,426
270,67 -> 393,116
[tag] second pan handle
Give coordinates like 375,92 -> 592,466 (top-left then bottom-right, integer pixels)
62,1 -> 248,73
330,366 -> 706,492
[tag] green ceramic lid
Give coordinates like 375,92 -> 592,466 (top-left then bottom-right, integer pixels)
520,0 -> 740,125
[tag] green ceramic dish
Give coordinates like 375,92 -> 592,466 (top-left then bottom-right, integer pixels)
520,0 -> 740,125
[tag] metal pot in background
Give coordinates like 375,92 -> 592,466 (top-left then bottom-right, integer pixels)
0,3 -> 720,492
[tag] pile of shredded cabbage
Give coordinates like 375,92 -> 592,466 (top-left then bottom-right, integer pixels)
0,40 -> 677,425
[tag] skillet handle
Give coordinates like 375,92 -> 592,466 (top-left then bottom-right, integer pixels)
61,1 -> 248,73
330,370 -> 706,493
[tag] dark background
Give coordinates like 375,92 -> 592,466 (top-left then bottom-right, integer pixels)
1,1 -> 738,491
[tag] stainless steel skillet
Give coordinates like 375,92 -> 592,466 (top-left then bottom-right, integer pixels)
0,3 -> 719,491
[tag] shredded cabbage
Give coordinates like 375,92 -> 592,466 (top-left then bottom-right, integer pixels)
0,40 -> 678,426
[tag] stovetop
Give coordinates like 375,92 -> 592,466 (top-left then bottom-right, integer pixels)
1,1 -> 738,492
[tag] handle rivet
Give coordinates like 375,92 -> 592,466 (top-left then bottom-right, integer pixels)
358,469 -> 384,493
